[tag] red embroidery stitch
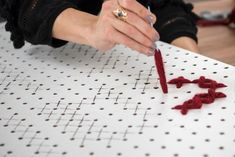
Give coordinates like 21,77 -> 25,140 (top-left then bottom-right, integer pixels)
172,96 -> 202,115
195,89 -> 226,104
171,76 -> 227,115
168,76 -> 191,88
192,76 -> 227,89
154,49 -> 168,93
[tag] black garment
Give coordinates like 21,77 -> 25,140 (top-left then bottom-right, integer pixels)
0,0 -> 198,49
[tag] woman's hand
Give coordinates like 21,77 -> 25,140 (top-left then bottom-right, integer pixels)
87,0 -> 159,56
52,0 -> 159,56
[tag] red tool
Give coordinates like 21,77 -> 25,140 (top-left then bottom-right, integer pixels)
154,48 -> 168,93
147,5 -> 168,94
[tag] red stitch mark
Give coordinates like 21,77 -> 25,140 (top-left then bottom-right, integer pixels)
154,49 -> 168,93
172,96 -> 202,115
195,89 -> 226,104
192,76 -> 227,89
168,76 -> 191,88
171,76 -> 227,115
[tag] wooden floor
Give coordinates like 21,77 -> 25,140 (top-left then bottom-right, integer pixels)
193,0 -> 235,65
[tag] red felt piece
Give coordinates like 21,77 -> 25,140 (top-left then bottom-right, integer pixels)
154,49 -> 168,93
168,76 -> 191,88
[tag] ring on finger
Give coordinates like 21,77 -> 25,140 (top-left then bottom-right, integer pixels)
112,8 -> 128,22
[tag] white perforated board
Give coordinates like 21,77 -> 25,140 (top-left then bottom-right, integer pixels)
0,23 -> 235,157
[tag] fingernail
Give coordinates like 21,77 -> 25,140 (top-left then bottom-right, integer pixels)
147,48 -> 155,56
152,43 -> 156,49
154,34 -> 159,41
146,15 -> 154,25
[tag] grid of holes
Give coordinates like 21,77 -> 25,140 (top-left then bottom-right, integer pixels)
0,24 -> 235,157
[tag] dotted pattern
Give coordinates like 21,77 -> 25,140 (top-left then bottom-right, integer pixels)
0,23 -> 235,157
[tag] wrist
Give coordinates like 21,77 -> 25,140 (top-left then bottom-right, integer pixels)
52,8 -> 98,46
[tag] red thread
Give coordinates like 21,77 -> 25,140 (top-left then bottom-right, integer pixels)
154,49 -> 168,93
168,76 -> 191,88
171,76 -> 227,115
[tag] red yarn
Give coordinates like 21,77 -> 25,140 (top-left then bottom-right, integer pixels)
192,76 -> 227,89
154,49 -> 168,93
170,76 -> 227,115
172,96 -> 202,115
168,76 -> 191,88
195,89 -> 226,104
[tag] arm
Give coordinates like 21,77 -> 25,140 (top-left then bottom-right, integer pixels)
149,0 -> 199,52
52,8 -> 97,47
171,36 -> 199,52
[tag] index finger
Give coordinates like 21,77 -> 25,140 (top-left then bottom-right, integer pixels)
117,0 -> 156,24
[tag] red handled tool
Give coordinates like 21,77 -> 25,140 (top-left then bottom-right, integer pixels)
147,5 -> 168,93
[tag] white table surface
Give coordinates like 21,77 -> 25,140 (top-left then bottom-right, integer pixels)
0,23 -> 235,157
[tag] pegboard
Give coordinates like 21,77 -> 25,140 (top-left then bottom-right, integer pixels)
0,23 -> 235,157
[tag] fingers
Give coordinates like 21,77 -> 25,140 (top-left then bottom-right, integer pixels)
118,0 -> 156,24
111,16 -> 155,52
95,0 -> 158,55
125,10 -> 159,42
107,27 -> 155,56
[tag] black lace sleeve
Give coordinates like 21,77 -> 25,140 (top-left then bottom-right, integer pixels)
0,0 -> 104,49
139,0 -> 199,43
0,0 -> 80,48
0,0 -> 82,49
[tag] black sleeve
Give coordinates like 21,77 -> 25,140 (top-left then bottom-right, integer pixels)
139,0 -> 199,43
0,0 -> 103,49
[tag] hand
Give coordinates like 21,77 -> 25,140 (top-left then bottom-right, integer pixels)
87,0 -> 160,56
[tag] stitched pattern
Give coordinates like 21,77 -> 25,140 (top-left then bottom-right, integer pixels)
169,76 -> 227,115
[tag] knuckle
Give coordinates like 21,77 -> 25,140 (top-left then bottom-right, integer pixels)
139,8 -> 148,17
102,13 -> 110,21
120,0 -> 132,8
102,1 -> 112,10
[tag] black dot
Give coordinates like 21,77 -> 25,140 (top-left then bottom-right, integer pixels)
7,151 -> 12,154
161,146 -> 166,149
190,146 -> 195,149
219,146 -> 224,150
117,152 -> 122,156
134,145 -> 139,149
62,152 -> 67,155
